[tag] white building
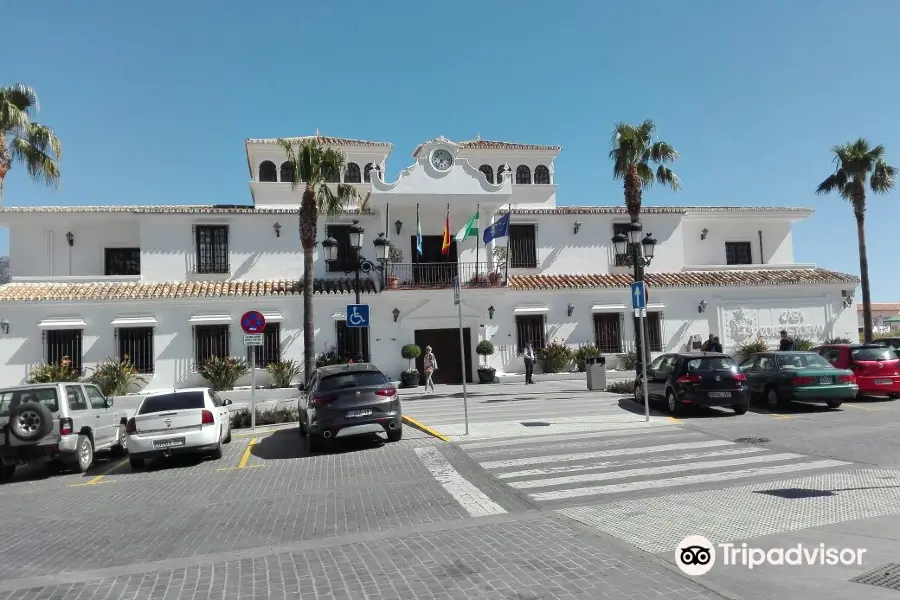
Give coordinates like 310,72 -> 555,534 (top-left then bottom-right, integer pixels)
858,303 -> 900,335
0,134 -> 860,389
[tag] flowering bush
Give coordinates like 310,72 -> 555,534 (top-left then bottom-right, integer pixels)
28,356 -> 81,384
85,357 -> 147,396
573,343 -> 602,372
267,359 -> 302,388
199,356 -> 249,391
537,339 -> 575,374
315,348 -> 343,368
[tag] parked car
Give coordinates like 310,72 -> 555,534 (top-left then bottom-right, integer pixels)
0,383 -> 128,481
298,363 -> 403,452
872,337 -> 900,354
812,344 -> 900,399
634,352 -> 749,415
739,351 -> 856,409
125,388 -> 233,469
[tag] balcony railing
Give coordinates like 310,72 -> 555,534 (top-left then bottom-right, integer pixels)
384,262 -> 506,290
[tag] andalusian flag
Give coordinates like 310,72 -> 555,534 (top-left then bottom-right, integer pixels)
441,205 -> 451,256
454,209 -> 479,243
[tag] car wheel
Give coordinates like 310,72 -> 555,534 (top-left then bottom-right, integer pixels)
75,435 -> 94,474
766,387 -> 782,410
633,383 -> 643,404
0,464 -> 15,482
210,444 -> 223,460
732,404 -> 748,415
111,426 -> 128,456
667,391 -> 679,415
298,420 -> 307,437
8,401 -> 53,442
386,426 -> 403,443
826,400 -> 843,409
223,427 -> 232,444
129,457 -> 144,470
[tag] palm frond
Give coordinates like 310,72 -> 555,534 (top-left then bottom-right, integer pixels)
276,139 -> 301,189
636,162 -> 655,186
656,165 -> 680,190
11,135 -> 60,188
1,84 -> 39,113
647,141 -> 678,164
316,185 -> 343,217
871,160 -> 896,194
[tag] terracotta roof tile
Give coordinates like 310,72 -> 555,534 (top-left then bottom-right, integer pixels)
860,303 -> 900,312
0,278 -> 377,303
457,139 -> 561,152
508,268 -> 859,290
0,205 -> 371,215
245,135 -> 392,148
500,206 -> 813,215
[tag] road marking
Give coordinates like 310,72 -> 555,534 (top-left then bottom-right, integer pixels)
414,446 -> 506,517
510,452 -> 806,490
843,403 -> 880,411
402,415 -> 450,441
68,458 -> 129,487
531,459 -> 850,501
217,438 -> 263,471
770,413 -> 796,419
479,440 -> 735,470
667,416 -> 680,422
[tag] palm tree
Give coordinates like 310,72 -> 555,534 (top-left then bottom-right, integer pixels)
816,138 -> 896,343
0,84 -> 62,203
610,119 -> 680,222
277,138 -> 361,381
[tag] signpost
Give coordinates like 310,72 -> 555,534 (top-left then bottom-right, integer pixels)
241,310 -> 266,431
631,282 -> 650,423
451,276 -> 469,435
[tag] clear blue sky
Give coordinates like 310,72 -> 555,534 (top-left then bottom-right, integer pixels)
4,0 -> 899,299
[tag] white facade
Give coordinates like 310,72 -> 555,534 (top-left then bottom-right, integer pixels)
0,134 -> 860,390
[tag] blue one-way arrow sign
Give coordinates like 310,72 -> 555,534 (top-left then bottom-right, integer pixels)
631,281 -> 646,310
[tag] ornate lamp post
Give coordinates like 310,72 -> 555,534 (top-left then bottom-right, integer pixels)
611,221 -> 657,375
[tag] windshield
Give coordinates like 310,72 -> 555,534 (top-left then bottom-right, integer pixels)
851,347 -> 897,361
685,357 -> 737,372
138,391 -> 205,414
318,371 -> 389,391
776,353 -> 833,369
0,388 -> 60,417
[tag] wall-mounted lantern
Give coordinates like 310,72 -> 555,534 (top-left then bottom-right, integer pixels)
700,228 -> 709,240
392,307 -> 400,322
573,221 -> 582,235
698,299 -> 708,314
488,305 -> 495,320
395,220 -> 403,235
567,302 -> 574,317
273,222 -> 281,237
65,231 -> 74,247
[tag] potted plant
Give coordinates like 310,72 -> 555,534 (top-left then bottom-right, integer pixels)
475,340 -> 496,383
400,344 -> 421,388
489,247 -> 508,284
387,244 -> 402,289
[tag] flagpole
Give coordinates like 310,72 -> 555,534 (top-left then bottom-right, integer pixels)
474,203 -> 480,285
504,204 -> 511,283
446,203 -> 450,266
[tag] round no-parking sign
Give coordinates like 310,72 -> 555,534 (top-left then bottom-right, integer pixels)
241,311 -> 266,334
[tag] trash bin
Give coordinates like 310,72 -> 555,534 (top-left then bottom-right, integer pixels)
585,356 -> 607,391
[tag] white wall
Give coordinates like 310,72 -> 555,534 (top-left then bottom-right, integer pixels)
682,217 -> 795,266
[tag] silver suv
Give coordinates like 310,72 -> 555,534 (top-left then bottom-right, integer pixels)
0,383 -> 129,481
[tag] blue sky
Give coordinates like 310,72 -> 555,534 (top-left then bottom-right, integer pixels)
4,0 -> 899,299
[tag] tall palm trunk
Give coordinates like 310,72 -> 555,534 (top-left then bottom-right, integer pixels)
853,201 -> 873,343
625,164 -> 642,223
0,135 -> 10,204
299,187 -> 319,381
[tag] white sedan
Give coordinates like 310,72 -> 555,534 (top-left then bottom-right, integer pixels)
125,387 -> 233,469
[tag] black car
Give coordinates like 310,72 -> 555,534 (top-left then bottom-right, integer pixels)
634,352 -> 749,415
298,363 -> 402,452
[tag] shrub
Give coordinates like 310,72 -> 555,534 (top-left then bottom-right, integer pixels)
315,348 -> 343,368
84,357 -> 147,396
401,344 -> 421,372
199,356 -> 249,391
825,336 -> 853,344
388,244 -> 403,263
573,343 -> 602,372
792,337 -> 815,351
537,339 -> 575,374
735,339 -> 769,357
230,405 -> 299,429
607,379 -> 635,394
28,357 -> 81,384
617,350 -> 637,371
267,359 -> 301,388
475,340 -> 495,367
492,246 -> 508,263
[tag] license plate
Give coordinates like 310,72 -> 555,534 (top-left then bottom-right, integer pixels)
708,392 -> 731,398
153,437 -> 185,449
874,379 -> 893,385
346,409 -> 373,418
819,377 -> 832,385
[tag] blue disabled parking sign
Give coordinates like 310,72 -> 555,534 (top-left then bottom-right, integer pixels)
346,304 -> 370,328
631,282 -> 646,310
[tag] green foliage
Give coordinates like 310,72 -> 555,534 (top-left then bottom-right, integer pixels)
826,336 -> 853,344
475,340 -> 495,356
388,244 -> 403,263
872,331 -> 898,340
617,350 -> 638,371
266,359 -> 302,388
792,337 -> 816,351
230,406 -> 299,429
573,343 -> 602,373
85,358 -> 147,396
199,356 -> 249,391
401,344 -> 421,372
315,348 -> 343,368
492,246 -> 509,263
607,379 -> 636,394
27,357 -> 80,384
736,339 -> 769,357
537,339 -> 575,374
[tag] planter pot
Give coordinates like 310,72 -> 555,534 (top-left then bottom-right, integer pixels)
477,368 -> 496,383
387,274 -> 400,289
400,370 -> 420,388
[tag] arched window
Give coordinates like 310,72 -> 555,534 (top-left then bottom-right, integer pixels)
534,165 -> 550,184
345,162 -> 361,183
364,163 -> 374,183
497,165 -> 507,181
516,165 -> 532,184
259,161 -> 277,182
479,165 -> 494,184
280,161 -> 294,183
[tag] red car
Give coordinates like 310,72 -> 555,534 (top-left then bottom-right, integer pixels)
812,344 -> 900,399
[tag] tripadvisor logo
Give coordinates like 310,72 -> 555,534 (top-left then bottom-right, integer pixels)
675,536 -> 866,575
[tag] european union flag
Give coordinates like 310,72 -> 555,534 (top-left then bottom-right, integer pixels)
483,211 -> 510,244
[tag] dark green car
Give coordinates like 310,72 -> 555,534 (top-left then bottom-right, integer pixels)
738,351 -> 858,409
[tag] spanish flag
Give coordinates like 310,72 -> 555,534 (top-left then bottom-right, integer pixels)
441,204 -> 451,256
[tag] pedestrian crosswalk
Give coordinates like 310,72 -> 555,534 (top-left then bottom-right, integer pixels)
457,427 -> 853,507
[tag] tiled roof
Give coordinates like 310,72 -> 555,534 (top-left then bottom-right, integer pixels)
0,279 -> 378,303
500,206 -> 813,215
859,303 -> 900,312
0,205 -> 371,215
245,135 -> 392,148
508,268 -> 859,290
456,139 -> 562,152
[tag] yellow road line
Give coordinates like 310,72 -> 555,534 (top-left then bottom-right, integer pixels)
217,438 -> 262,471
770,414 -> 796,419
667,416 -> 680,422
68,457 -> 130,487
844,403 -> 880,411
402,415 -> 450,442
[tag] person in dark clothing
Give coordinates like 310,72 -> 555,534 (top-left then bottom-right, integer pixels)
779,330 -> 794,351
523,342 -> 536,384
710,337 -> 723,353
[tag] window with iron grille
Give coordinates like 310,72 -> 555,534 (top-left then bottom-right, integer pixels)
326,224 -> 355,272
647,312 -> 663,352
725,241 -> 753,265
280,161 -> 294,183
259,161 -> 276,182
345,163 -> 361,183
534,165 -> 550,184
194,325 -> 230,369
247,323 -> 281,367
117,327 -> 154,373
509,224 -> 538,268
613,222 -> 639,267
515,314 -> 545,352
593,313 -> 623,353
515,165 -> 531,184
195,225 -> 229,274
104,248 -> 140,275
479,165 -> 494,183
336,321 -> 370,361
45,329 -> 83,374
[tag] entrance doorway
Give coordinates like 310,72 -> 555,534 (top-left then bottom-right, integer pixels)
414,328 -> 472,384
410,235 -> 458,286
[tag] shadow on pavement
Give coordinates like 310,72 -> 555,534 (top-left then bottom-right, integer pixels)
747,401 -> 834,416
250,429 -> 385,460
616,397 -> 740,419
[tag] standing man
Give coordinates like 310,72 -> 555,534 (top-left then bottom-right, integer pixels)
710,336 -> 723,353
523,342 -> 536,384
779,330 -> 794,351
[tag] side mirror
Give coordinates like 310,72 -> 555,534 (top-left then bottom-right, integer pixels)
105,397 -> 114,408
222,398 -> 233,406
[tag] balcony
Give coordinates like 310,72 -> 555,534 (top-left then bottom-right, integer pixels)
383,262 -> 506,290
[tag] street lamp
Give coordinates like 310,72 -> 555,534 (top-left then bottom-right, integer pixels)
323,219 -> 389,361
611,220 -> 657,376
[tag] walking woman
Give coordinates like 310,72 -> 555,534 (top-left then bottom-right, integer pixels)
423,346 -> 438,393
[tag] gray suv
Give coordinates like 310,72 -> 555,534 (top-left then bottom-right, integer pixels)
0,383 -> 129,481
